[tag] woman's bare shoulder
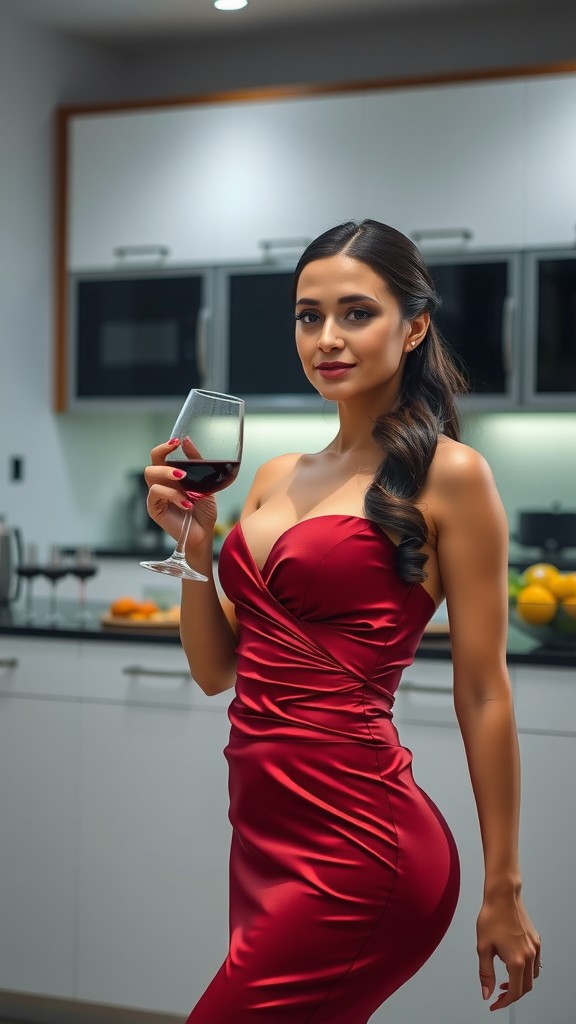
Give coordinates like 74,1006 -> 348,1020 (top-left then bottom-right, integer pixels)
431,435 -> 495,494
241,453 -> 304,517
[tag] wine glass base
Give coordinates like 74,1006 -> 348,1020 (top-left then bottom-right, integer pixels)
140,559 -> 208,582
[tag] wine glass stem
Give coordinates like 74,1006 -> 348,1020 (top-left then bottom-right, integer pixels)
50,582 -> 58,621
174,511 -> 194,559
25,580 -> 34,620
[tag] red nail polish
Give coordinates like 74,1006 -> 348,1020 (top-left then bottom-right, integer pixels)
181,500 -> 193,509
168,437 -> 179,445
172,469 -> 186,479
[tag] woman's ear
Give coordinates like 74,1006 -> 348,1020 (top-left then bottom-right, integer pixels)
404,312 -> 430,353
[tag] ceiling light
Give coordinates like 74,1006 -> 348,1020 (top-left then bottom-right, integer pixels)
213,0 -> 249,10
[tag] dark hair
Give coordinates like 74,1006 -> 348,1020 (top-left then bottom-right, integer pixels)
293,219 -> 468,584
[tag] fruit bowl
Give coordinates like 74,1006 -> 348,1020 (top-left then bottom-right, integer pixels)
508,563 -> 576,649
509,600 -> 576,649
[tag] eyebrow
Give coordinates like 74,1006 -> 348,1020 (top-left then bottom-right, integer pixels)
295,293 -> 378,306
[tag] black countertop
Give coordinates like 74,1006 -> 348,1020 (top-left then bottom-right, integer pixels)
1,599 -> 575,666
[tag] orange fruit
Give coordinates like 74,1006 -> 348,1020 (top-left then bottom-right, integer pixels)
110,596 -> 140,617
549,572 -> 576,601
137,599 -> 159,617
561,595 -> 576,621
521,563 -> 560,590
516,584 -> 557,625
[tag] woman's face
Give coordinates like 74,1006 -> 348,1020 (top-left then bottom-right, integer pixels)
294,254 -> 426,405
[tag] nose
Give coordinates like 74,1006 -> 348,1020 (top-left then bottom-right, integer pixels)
317,317 -> 345,352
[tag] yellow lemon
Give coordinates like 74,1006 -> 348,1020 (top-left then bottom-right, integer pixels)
561,595 -> 576,621
516,584 -> 557,625
521,563 -> 560,590
549,572 -> 576,601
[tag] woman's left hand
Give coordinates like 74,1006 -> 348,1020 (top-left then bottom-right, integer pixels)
476,893 -> 541,1011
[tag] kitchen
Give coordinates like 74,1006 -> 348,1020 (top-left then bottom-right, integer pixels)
1,0 -> 576,1022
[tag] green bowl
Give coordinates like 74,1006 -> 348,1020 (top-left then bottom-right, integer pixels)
509,600 -> 576,649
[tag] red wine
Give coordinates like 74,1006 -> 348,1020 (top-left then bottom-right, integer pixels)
17,565 -> 41,580
71,566 -> 98,582
42,567 -> 69,583
169,459 -> 240,494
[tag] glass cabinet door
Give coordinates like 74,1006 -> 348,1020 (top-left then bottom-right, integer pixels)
215,266 -> 321,411
523,251 -> 576,407
426,254 -> 521,408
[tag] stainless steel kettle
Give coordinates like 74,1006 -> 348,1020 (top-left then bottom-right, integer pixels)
0,516 -> 23,605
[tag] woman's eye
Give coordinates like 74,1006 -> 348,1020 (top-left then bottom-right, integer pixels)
346,308 -> 373,322
294,310 -> 320,325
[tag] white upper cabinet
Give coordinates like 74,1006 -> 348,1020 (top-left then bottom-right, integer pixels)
360,80 -> 525,251
523,74 -> 576,248
68,93 -> 366,270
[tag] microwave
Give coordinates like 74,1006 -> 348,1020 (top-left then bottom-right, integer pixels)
68,268 -> 214,408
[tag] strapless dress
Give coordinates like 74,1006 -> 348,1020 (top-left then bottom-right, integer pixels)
186,515 -> 460,1023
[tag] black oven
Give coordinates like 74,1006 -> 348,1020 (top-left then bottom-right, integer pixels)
69,269 -> 213,406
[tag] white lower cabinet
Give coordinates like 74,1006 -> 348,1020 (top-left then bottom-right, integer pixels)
0,640 -> 573,1023
74,640 -> 233,1014
75,696 -> 231,1014
0,641 -> 78,999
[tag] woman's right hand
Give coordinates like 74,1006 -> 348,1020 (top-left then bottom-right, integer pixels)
144,439 -> 218,554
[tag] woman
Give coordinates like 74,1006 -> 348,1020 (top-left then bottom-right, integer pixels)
145,220 -> 540,1022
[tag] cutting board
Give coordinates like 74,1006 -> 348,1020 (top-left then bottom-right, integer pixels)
100,614 -> 180,633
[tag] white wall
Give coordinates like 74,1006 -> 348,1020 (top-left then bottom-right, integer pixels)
0,3 -> 141,556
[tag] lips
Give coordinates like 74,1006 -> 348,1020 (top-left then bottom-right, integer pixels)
316,361 -> 355,369
315,360 -> 357,380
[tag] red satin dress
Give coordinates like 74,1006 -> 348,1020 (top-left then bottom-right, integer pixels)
186,515 -> 460,1023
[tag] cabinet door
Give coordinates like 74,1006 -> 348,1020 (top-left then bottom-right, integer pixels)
522,251 -> 576,406
76,698 -> 232,1015
69,106 -> 225,269
362,79 -> 525,250
374,721 -> 510,1024
523,75 -> 576,247
0,691 -> 76,998
69,94 -> 366,271
512,732 -> 574,1024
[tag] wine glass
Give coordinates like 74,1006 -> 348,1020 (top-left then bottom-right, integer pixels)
42,545 -> 70,624
17,542 -> 40,622
141,389 -> 244,580
71,546 -> 99,623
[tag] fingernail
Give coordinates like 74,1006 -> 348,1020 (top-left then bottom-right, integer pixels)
168,437 -> 179,445
185,490 -> 202,499
482,986 -> 490,1000
172,469 -> 186,479
181,500 -> 193,509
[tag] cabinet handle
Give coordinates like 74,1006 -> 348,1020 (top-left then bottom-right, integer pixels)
410,228 -> 473,245
501,296 -> 515,376
122,665 -> 191,681
195,307 -> 210,384
113,244 -> 170,261
401,681 -> 453,696
259,237 -> 311,262
0,657 -> 19,669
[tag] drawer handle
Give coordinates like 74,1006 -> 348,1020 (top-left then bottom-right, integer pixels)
122,665 -> 191,681
113,244 -> 170,260
259,237 -> 311,262
401,681 -> 453,696
410,227 -> 473,245
0,657 -> 19,669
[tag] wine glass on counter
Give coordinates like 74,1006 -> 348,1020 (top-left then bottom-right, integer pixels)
17,542 -> 41,622
70,546 -> 99,623
42,545 -> 69,624
141,389 -> 244,580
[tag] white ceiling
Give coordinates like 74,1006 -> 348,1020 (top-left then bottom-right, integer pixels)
0,0 -> 553,45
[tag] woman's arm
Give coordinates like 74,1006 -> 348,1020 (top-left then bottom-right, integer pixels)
145,444 -> 294,696
432,443 -> 541,1011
